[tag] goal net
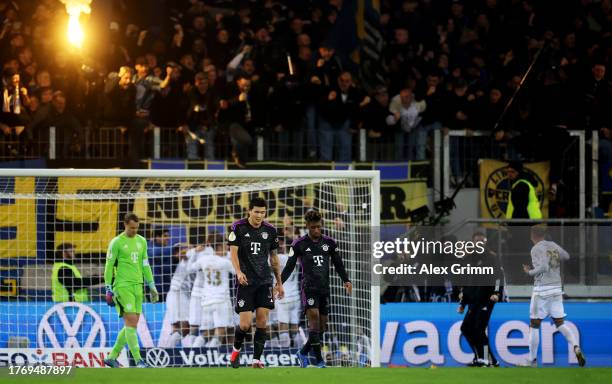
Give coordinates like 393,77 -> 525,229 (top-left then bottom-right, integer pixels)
0,169 -> 380,368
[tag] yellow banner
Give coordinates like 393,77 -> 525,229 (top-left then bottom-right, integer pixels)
133,180 -> 428,225
1,177 -> 429,259
0,177 -> 37,258
133,182 -> 344,225
480,159 -> 549,218
380,180 -> 428,224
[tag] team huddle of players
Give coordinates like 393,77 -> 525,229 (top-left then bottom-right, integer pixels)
163,197 -> 351,368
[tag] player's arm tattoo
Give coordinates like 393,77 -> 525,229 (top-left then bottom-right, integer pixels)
270,249 -> 282,283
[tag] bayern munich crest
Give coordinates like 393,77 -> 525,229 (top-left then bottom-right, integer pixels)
307,298 -> 315,305
262,232 -> 268,239
322,244 -> 329,251
238,299 -> 245,308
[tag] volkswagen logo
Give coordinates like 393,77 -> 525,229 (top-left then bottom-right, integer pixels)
146,348 -> 170,368
38,303 -> 106,348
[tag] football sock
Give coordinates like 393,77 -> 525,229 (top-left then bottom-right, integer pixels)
109,327 -> 126,360
279,332 -> 291,347
300,339 -> 311,355
254,328 -> 267,360
125,326 -> 141,362
234,328 -> 248,351
309,331 -> 322,363
529,327 -> 539,361
558,324 -> 578,347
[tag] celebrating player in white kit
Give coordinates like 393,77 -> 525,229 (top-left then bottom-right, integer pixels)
186,243 -> 214,347
166,244 -> 195,347
193,237 -> 235,348
277,244 -> 301,348
522,225 -> 586,367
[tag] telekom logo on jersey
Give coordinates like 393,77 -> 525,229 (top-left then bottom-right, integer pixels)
250,242 -> 261,254
313,255 -> 324,266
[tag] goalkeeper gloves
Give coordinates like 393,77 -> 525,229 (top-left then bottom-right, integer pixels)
105,285 -> 115,306
148,282 -> 159,303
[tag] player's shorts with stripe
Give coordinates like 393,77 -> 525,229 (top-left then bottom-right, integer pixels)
166,289 -> 190,323
530,293 -> 566,319
235,283 -> 274,313
276,297 -> 301,324
302,290 -> 330,315
113,284 -> 143,317
202,301 -> 234,329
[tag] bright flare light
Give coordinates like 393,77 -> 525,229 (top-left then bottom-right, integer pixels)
61,0 -> 92,48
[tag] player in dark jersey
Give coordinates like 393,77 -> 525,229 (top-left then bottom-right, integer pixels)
281,210 -> 352,368
229,197 -> 285,369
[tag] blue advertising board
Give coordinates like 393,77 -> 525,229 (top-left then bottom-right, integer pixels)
3,301 -> 612,367
381,302 -> 612,367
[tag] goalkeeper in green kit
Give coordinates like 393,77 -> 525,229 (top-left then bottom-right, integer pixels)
103,213 -> 159,368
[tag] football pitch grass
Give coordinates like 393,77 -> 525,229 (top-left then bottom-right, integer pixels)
2,367 -> 611,384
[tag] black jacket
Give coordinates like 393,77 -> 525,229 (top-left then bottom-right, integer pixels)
460,249 -> 504,306
318,86 -> 365,128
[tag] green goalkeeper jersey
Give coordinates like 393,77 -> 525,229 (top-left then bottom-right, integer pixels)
104,232 -> 154,289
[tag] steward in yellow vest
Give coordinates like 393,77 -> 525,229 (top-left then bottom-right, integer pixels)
505,161 -> 543,219
51,243 -> 103,302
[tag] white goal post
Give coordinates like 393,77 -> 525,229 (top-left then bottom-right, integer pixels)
0,169 -> 380,368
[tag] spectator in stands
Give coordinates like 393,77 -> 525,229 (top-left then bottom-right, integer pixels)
34,69 -> 52,90
314,41 -> 343,88
211,28 -> 236,70
385,27 -> 421,95
444,79 -> 475,183
100,66 -> 137,167
186,72 -> 217,160
179,54 -> 197,86
269,72 -> 306,160
418,71 -> 445,139
579,63 -> 610,129
476,86 -> 516,160
318,71 -> 369,162
363,85 -> 393,160
150,63 -> 190,158
133,56 -> 162,158
218,75 -> 255,168
51,243 -> 103,303
388,87 -> 427,161
296,45 -> 320,160
226,45 -> 250,82
28,91 -> 82,159
0,0 -> 609,168
1,70 -> 30,156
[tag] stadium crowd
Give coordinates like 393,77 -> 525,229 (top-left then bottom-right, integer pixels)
0,0 -> 609,170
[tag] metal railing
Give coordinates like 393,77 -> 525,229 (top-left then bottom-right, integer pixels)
1,125 -> 434,163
